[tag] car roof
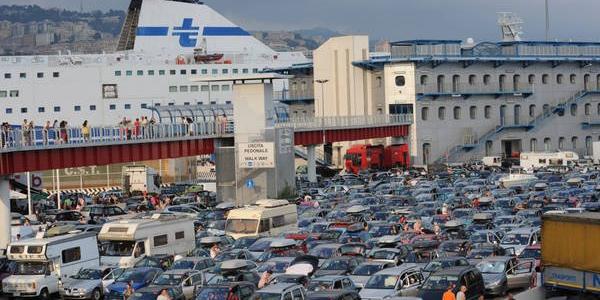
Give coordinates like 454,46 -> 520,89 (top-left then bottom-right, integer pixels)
257,283 -> 302,293
374,263 -> 418,275
505,227 -> 538,234
161,269 -> 198,275
478,256 -> 513,263
311,275 -> 349,281
431,266 -> 474,276
307,290 -> 356,297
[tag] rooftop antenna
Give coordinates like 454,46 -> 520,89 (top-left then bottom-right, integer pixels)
497,12 -> 524,42
545,0 -> 550,41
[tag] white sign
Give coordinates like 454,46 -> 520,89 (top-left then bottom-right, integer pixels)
238,142 -> 275,169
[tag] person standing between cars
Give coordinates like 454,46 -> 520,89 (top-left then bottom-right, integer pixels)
156,288 -> 171,300
123,281 -> 134,300
258,269 -> 273,288
210,243 -> 221,259
456,285 -> 467,300
442,284 -> 456,300
82,120 -> 90,142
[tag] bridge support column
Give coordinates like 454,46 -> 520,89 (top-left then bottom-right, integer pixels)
307,145 -> 317,183
0,177 -> 10,252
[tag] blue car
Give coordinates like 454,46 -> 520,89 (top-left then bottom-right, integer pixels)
105,267 -> 162,300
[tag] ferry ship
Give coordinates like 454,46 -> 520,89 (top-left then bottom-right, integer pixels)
0,0 -> 308,125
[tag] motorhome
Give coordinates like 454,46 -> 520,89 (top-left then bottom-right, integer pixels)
225,200 -> 298,239
98,214 -> 195,268
122,165 -> 161,194
2,231 -> 99,299
519,151 -> 579,170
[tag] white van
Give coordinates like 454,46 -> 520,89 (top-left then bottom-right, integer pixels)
520,151 -> 579,170
225,199 -> 298,240
98,214 -> 195,268
2,231 -> 99,299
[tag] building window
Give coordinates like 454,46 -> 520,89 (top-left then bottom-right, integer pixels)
148,70 -> 155,76
168,102 -> 175,106
557,74 -> 564,84
191,69 -> 197,75
438,106 -> 446,120
9,90 -> 19,97
197,101 -> 203,105
53,72 -> 59,78
201,69 -> 208,75
179,86 -> 188,92
137,70 -> 143,76
514,104 -> 521,125
420,75 -> 428,85
222,69 -> 229,75
586,136 -> 593,155
170,70 -> 176,75
570,74 -> 577,84
422,143 -> 431,165
528,74 -> 535,84
153,235 -> 168,247
221,85 -> 230,91
529,104 -> 536,118
233,69 -> 239,74
20,107 -> 27,113
0,91 -> 6,98
499,74 -> 506,91
183,102 -> 190,105
421,107 -> 429,121
115,71 -> 122,76
175,231 -> 185,240
102,84 -> 118,99
513,74 -> 521,90
126,70 -> 133,76
61,247 -> 81,264
5,108 -> 12,114
4,73 -> 10,79
530,138 -> 537,152
572,136 -> 578,150
210,101 -> 216,105
155,103 -> 161,107
38,107 -> 45,113
201,85 -> 209,92
180,69 -> 186,75
190,85 -> 199,92
558,137 -> 565,150
225,101 -> 232,104
242,68 -> 249,74
484,105 -> 491,119
53,106 -> 60,112
465,106 -> 475,120
483,74 -> 491,85
37,72 -> 44,78
109,104 -> 116,110
124,104 -> 131,109
544,138 -> 551,151
542,74 -> 549,84
169,86 -> 178,93
585,103 -> 591,116
395,75 -> 406,87
212,69 -> 218,75
141,103 -> 147,109
437,75 -> 445,93
468,75 -> 476,85
570,103 -> 577,116
452,75 -> 460,93
159,70 -> 166,75
253,68 -> 259,73
211,85 -> 219,92
74,106 -> 81,111
89,105 -> 96,111
453,106 -> 461,120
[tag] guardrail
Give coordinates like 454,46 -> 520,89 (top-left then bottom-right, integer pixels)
275,114 -> 413,130
0,122 -> 234,152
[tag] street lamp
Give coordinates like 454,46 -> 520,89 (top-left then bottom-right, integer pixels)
315,79 -> 329,161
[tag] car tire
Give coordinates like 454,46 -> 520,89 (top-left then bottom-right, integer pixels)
39,288 -> 50,300
91,288 -> 102,300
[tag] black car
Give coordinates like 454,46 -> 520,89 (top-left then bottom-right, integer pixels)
418,266 -> 485,300
195,282 -> 255,300
306,290 -> 361,300
128,286 -> 185,300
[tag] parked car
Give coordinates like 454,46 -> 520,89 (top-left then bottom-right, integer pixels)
196,281 -> 256,300
359,264 -> 424,300
105,267 -> 162,300
58,267 -> 112,300
252,283 -> 307,300
417,266 -> 485,300
475,256 -> 536,296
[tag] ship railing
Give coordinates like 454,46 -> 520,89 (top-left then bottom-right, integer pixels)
0,121 -> 234,152
275,114 -> 413,130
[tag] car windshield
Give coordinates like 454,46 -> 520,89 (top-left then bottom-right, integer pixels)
309,247 -> 335,259
153,273 -> 184,285
100,241 -> 135,256
257,261 -> 289,273
249,240 -> 272,252
252,292 -> 282,300
14,261 -> 47,275
233,238 -> 257,249
422,275 -> 459,290
423,261 -> 454,272
321,259 -> 349,270
502,233 -> 530,245
469,233 -> 488,243
519,248 -> 541,259
369,250 -> 398,260
171,260 -> 196,270
476,261 -> 506,274
116,269 -> 146,282
351,264 -> 384,276
225,219 -> 258,234
365,274 -> 399,289
307,280 -> 333,291
196,287 -> 228,300
72,269 -> 102,280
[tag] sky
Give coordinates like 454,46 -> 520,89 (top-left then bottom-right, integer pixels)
2,0 -> 600,42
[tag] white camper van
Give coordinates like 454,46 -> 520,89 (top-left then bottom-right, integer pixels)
520,151 -> 579,170
225,199 -> 298,240
122,165 -> 161,194
98,214 -> 195,268
2,231 -> 99,299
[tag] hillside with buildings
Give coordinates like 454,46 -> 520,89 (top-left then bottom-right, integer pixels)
0,5 -> 341,56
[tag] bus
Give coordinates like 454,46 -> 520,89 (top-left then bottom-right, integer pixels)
225,199 -> 298,239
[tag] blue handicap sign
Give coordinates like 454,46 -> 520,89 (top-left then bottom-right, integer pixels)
245,179 -> 255,189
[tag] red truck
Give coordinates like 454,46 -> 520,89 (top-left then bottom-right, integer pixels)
344,144 -> 410,174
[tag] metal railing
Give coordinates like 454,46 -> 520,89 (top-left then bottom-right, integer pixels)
275,114 -> 413,130
0,122 -> 234,152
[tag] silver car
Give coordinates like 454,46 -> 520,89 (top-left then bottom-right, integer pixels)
59,268 -> 111,300
359,264 -> 424,300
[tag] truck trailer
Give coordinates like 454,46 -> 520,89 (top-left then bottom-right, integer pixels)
344,144 -> 410,174
542,213 -> 600,297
